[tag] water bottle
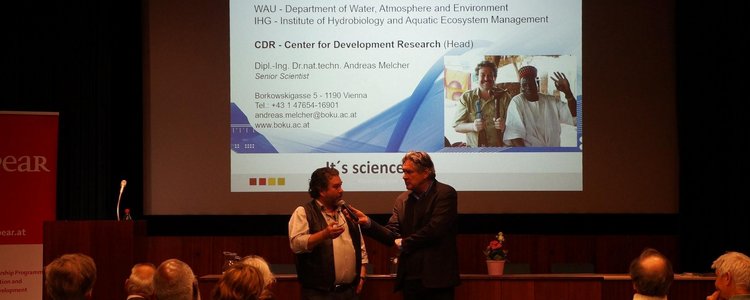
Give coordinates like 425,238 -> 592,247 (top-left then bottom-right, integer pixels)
123,208 -> 133,220
389,256 -> 398,275
222,251 -> 238,273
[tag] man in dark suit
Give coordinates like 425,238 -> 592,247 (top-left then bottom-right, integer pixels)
351,151 -> 459,300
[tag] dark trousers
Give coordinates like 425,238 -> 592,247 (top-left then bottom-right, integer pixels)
402,279 -> 455,300
301,286 -> 358,300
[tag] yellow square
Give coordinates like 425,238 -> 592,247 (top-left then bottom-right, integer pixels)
268,178 -> 277,185
277,177 -> 285,186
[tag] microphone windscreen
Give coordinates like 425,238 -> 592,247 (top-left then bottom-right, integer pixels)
338,200 -> 356,218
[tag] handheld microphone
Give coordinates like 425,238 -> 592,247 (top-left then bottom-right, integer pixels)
117,180 -> 127,221
337,200 -> 357,221
495,96 -> 501,120
338,200 -> 364,238
474,100 -> 482,120
475,101 -> 487,146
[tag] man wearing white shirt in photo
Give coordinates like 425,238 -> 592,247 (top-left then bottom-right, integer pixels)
504,65 -> 577,147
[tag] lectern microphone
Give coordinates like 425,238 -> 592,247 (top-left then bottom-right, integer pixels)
117,180 -> 127,221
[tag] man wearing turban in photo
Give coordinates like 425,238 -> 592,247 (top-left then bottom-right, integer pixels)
504,65 -> 577,147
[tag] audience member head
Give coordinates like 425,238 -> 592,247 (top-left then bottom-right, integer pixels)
239,255 -> 275,290
402,151 -> 436,180
628,248 -> 674,297
211,264 -> 270,300
126,262 -> 157,298
308,167 -> 339,199
711,251 -> 750,298
154,259 -> 200,300
44,253 -> 97,300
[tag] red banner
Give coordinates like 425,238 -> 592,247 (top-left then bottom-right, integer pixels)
0,112 -> 58,245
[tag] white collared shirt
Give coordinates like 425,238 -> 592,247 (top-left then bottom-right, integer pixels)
633,293 -> 667,300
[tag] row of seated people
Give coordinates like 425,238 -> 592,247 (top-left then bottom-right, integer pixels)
44,250 -> 750,300
44,254 -> 275,300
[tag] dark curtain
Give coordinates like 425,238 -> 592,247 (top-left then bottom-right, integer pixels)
675,1 -> 749,270
6,0 -> 143,220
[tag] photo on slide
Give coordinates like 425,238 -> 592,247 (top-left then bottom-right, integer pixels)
443,55 -> 580,151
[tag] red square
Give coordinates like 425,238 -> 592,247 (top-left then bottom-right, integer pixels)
259,178 -> 267,185
249,178 -> 257,185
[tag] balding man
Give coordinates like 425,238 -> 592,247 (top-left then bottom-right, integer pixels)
125,263 -> 156,300
629,248 -> 674,300
154,259 -> 200,300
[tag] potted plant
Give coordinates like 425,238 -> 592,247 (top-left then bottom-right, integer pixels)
484,231 -> 508,275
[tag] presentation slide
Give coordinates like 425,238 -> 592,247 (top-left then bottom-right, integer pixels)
230,0 -> 583,192
144,0 -> 677,215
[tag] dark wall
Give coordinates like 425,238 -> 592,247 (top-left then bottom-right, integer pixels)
6,0 -> 748,273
